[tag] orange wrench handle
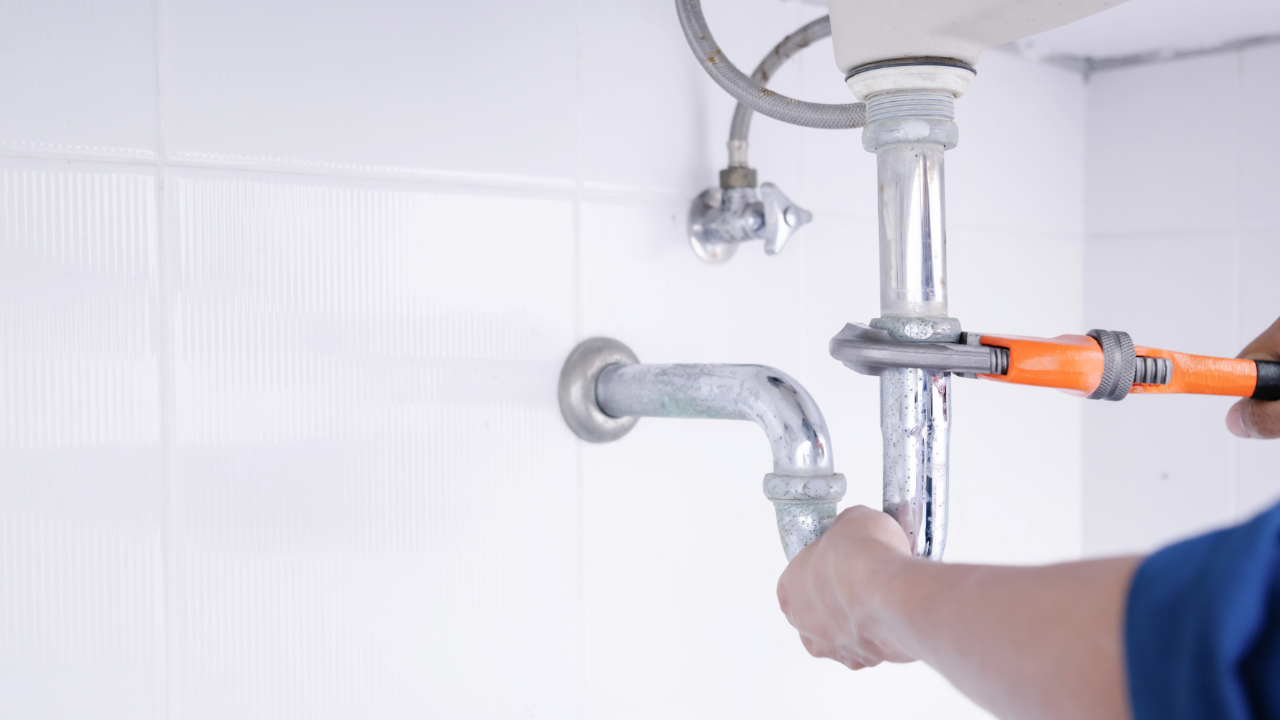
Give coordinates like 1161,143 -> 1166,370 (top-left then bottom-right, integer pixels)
978,333 -> 1103,396
975,333 -> 1280,400
1128,348 -> 1257,397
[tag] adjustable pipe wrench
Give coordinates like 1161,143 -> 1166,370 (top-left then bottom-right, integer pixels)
830,323 -> 1280,402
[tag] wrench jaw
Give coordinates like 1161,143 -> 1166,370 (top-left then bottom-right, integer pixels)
829,321 -> 1010,562
828,322 -> 1001,377
828,321 -> 974,563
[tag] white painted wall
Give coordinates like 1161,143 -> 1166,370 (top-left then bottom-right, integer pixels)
0,1 -> 1085,718
1082,45 -> 1280,556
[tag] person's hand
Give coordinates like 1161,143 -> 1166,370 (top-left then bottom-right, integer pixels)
776,505 -> 916,670
1227,317 -> 1280,439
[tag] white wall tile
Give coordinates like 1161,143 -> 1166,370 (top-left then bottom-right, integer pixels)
0,1 -> 1100,716
164,173 -> 581,719
0,0 -> 159,160
1084,392 -> 1237,555
1083,47 -> 1280,552
949,229 -> 1085,564
795,213 -> 883,510
0,160 -> 165,719
579,197 -> 806,367
1086,54 -> 1240,237
579,0 -> 709,195
1082,234 -> 1239,554
950,53 -> 1087,236
1084,234 -> 1238,354
1241,45 -> 1280,231
1239,229 -> 1280,355
795,31 -> 878,221
161,0 -> 578,183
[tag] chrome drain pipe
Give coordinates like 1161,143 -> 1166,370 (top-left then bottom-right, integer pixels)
558,338 -> 845,561
846,63 -> 976,561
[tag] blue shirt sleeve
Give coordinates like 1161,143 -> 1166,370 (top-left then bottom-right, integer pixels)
1126,501 -> 1280,720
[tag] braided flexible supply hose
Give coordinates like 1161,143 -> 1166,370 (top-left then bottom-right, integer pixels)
676,0 -> 866,131
730,15 -> 837,152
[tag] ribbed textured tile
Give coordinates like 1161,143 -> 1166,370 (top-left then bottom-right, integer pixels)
166,174 -> 581,719
0,163 -> 165,720
0,516 -> 165,718
0,169 -> 161,448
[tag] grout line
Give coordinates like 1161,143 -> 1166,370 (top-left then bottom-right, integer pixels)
795,1 -> 810,385
1229,50 -> 1244,520
0,148 -> 578,193
0,148 -> 709,204
1078,76 -> 1091,558
160,156 -> 577,191
150,0 -> 177,715
1084,227 -> 1267,242
571,0 -> 588,715
0,147 -> 160,166
1077,32 -> 1280,79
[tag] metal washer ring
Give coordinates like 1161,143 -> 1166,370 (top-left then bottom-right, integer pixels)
557,337 -> 640,443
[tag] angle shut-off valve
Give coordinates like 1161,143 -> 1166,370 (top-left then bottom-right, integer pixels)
688,170 -> 812,263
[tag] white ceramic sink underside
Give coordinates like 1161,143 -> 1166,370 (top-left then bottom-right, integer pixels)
826,0 -> 1128,71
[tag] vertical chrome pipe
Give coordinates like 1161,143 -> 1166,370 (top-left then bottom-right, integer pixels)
863,87 -> 960,561
881,368 -> 950,559
877,143 -> 948,318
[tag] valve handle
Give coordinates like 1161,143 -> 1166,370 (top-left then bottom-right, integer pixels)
759,182 -> 812,256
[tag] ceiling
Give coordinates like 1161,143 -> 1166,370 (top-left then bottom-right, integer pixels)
1012,0 -> 1280,63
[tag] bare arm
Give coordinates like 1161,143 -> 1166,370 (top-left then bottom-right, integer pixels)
777,506 -> 1139,720
778,320 -> 1280,718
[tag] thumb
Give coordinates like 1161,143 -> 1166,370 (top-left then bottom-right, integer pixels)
1227,398 -> 1280,439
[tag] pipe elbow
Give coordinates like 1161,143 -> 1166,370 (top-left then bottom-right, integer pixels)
730,365 -> 834,476
595,363 -> 834,476
558,339 -> 846,561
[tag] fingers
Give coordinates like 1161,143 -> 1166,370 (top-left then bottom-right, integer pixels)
827,505 -> 911,555
800,633 -> 834,659
1226,318 -> 1280,440
799,633 -> 876,670
865,508 -> 912,555
778,503 -> 918,671
1228,398 -> 1280,439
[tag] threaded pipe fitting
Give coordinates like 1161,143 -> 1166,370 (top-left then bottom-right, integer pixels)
865,91 -> 955,123
861,90 -> 960,152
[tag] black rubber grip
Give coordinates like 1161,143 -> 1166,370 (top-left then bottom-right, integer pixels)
1254,361 -> 1280,401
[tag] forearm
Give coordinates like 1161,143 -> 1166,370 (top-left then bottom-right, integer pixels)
879,555 -> 1141,720
779,507 -> 1142,720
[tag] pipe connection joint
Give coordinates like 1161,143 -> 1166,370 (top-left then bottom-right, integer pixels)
762,473 -> 846,561
558,337 -> 845,561
848,61 -> 974,154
